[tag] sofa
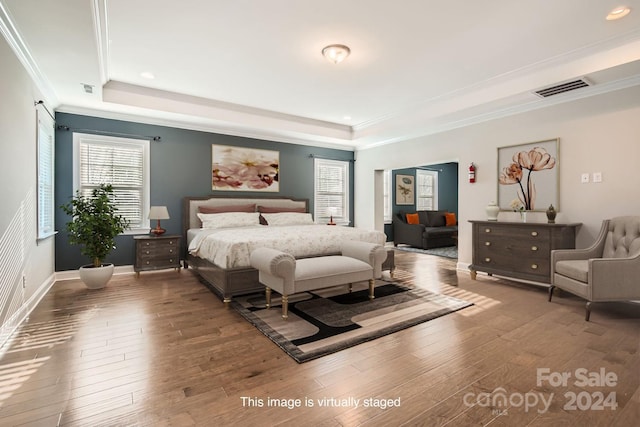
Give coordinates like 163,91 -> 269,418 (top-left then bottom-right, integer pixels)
392,210 -> 458,249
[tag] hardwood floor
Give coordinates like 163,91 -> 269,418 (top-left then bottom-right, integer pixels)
0,251 -> 638,426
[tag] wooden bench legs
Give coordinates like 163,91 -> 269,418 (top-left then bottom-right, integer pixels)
265,280 -> 376,320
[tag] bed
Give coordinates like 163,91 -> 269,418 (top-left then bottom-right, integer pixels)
182,195 -> 391,303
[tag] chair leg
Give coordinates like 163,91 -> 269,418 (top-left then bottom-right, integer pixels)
548,285 -> 555,302
282,294 -> 289,320
368,279 -> 375,300
585,301 -> 592,321
265,287 -> 271,309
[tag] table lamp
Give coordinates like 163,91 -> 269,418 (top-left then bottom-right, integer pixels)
149,206 -> 170,235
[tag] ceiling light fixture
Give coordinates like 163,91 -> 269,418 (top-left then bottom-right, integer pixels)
322,44 -> 351,64
606,6 -> 631,20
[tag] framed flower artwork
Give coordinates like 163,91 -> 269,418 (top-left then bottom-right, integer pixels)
395,174 -> 415,205
497,138 -> 559,211
212,145 -> 279,192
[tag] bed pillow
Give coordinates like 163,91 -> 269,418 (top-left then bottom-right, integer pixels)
197,212 -> 260,229
198,203 -> 256,214
261,212 -> 314,226
197,204 -> 256,227
257,205 -> 306,213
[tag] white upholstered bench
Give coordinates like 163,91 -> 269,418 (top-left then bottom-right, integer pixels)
249,241 -> 387,319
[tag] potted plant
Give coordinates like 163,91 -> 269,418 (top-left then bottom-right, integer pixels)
61,184 -> 129,289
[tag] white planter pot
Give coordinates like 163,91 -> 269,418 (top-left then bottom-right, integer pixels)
79,263 -> 114,289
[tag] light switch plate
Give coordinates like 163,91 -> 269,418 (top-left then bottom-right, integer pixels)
581,173 -> 589,183
593,172 -> 602,183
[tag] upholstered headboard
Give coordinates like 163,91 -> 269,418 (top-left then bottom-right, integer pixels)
182,195 -> 308,231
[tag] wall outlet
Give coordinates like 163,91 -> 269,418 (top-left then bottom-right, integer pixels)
593,172 -> 602,183
581,173 -> 589,183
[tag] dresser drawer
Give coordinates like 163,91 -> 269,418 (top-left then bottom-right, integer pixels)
479,224 -> 550,241
477,239 -> 550,259
475,253 -> 549,278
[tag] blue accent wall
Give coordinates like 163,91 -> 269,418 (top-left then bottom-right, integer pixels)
54,113 -> 354,271
384,162 -> 458,241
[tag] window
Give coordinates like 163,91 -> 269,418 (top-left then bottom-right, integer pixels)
416,169 -> 438,210
73,133 -> 150,234
383,170 -> 392,223
37,109 -> 55,239
314,158 -> 350,225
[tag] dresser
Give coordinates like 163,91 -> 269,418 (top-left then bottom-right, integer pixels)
134,234 -> 181,276
469,221 -> 580,285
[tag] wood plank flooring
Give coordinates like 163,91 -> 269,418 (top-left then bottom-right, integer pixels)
0,250 -> 638,426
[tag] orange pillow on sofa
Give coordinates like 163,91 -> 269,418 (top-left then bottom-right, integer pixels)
445,212 -> 457,226
406,213 -> 420,224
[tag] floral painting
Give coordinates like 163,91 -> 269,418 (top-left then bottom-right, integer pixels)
498,139 -> 558,211
395,174 -> 415,205
212,145 -> 279,192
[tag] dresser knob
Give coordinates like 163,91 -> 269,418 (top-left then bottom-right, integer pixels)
485,242 -> 491,246
146,261 -> 150,265
485,257 -> 491,262
485,228 -> 491,233
146,251 -> 150,254
169,249 -> 173,253
531,231 -> 538,237
531,264 -> 538,269
170,259 -> 173,263
169,241 -> 174,245
145,242 -> 150,246
531,246 -> 538,251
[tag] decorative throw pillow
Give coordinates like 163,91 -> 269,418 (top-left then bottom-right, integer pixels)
261,212 -> 314,226
197,212 -> 260,229
198,204 -> 256,214
445,212 -> 457,226
257,205 -> 306,213
406,213 -> 420,224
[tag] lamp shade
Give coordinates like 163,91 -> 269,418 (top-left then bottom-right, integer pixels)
148,206 -> 170,220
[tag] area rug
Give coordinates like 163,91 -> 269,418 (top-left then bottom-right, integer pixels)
394,245 -> 458,259
230,281 -> 472,363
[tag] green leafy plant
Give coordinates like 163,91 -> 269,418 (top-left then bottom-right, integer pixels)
60,184 -> 129,267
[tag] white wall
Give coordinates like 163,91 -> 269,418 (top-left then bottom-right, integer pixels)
0,35 -> 56,349
355,85 -> 640,269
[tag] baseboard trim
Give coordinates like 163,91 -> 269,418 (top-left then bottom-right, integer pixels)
0,272 -> 56,358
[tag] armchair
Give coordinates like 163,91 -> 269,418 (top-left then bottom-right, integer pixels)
549,216 -> 640,321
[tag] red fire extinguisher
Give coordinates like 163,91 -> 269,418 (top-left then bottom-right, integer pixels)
468,163 -> 476,183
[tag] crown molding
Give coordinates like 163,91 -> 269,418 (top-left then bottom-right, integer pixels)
0,0 -> 59,105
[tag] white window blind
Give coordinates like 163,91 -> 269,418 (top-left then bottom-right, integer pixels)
73,133 -> 150,233
37,110 -> 55,239
383,170 -> 392,223
314,158 -> 350,225
416,169 -> 438,211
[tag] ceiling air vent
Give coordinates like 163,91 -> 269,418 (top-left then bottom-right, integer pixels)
534,78 -> 591,98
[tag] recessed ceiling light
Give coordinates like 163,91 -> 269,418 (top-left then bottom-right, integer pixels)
606,6 -> 631,20
140,71 -> 155,79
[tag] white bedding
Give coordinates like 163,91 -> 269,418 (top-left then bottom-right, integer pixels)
188,224 -> 386,269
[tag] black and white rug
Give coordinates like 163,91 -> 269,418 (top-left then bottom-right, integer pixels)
394,245 -> 458,259
231,280 -> 472,363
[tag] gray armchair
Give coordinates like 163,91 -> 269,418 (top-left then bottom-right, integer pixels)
549,216 -> 640,321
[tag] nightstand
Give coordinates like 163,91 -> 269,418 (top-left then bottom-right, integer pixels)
134,234 -> 181,277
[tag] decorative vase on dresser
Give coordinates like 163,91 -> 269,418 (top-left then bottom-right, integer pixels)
486,201 -> 500,221
468,220 -> 581,285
